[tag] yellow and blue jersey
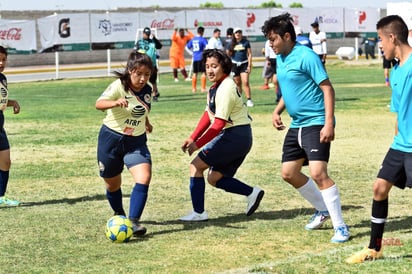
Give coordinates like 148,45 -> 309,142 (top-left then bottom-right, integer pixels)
206,77 -> 251,128
97,79 -> 152,136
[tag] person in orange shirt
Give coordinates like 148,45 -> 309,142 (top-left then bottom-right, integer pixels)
169,28 -> 194,82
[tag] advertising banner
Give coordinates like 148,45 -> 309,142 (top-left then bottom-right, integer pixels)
0,19 -> 36,54
37,13 -> 90,52
90,12 -> 138,50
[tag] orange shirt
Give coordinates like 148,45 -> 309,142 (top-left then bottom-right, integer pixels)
169,30 -> 194,58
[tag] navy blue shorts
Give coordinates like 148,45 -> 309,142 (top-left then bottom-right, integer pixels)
282,125 -> 330,165
198,125 -> 252,177
377,148 -> 412,189
0,127 -> 10,151
97,125 -> 151,178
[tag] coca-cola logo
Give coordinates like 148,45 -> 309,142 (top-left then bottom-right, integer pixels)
150,18 -> 175,29
0,28 -> 22,41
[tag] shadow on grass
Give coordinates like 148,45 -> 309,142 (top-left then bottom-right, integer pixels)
349,215 -> 412,240
4,193 -> 110,207
136,205 -> 363,240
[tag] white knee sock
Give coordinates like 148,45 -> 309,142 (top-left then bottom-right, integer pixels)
321,184 -> 345,228
297,178 -> 328,212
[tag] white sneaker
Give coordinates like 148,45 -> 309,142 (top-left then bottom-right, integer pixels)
174,78 -> 179,82
179,211 -> 208,221
331,225 -> 350,243
246,187 -> 264,216
246,99 -> 254,107
305,210 -> 330,230
185,78 -> 192,82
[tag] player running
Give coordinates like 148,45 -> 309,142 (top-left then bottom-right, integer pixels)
96,51 -> 154,237
179,49 -> 264,221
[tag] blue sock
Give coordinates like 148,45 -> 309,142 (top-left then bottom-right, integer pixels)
106,188 -> 125,215
0,170 -> 10,197
190,177 -> 205,213
129,183 -> 149,220
215,177 -> 253,196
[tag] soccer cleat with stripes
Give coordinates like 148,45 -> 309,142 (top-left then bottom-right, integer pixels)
305,210 -> 330,230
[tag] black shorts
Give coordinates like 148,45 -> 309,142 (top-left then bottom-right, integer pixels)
149,66 -> 158,85
282,125 -> 330,165
377,148 -> 412,189
382,58 -> 397,69
192,60 -> 205,74
231,62 -> 249,77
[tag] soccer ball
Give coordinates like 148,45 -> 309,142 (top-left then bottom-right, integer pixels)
105,215 -> 133,243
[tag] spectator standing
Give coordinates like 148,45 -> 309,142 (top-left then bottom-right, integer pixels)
169,28 -> 194,82
261,39 -> 281,103
309,22 -> 327,66
224,27 -> 234,54
207,28 -> 223,50
362,36 -> 378,59
186,26 -> 208,93
135,27 -> 163,101
228,27 -> 254,107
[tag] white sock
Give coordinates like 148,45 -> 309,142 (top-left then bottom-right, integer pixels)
297,178 -> 328,212
321,184 -> 345,228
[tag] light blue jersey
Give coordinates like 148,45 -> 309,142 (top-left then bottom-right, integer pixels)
389,53 -> 412,152
277,43 -> 330,128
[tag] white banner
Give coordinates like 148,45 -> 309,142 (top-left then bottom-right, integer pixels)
37,13 -> 90,51
387,2 -> 412,29
185,9 -> 228,38
344,8 -> 380,32
139,11 -> 186,40
90,12 -> 139,43
284,8 -> 344,34
0,19 -> 36,52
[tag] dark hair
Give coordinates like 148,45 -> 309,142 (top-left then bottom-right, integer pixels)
197,26 -> 205,34
261,13 -> 296,42
377,15 -> 409,44
114,51 -> 154,92
202,49 -> 232,75
0,46 -> 8,57
226,27 -> 233,36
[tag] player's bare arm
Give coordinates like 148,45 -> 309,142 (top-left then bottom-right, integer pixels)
96,98 -> 129,111
319,80 -> 335,142
272,98 -> 286,130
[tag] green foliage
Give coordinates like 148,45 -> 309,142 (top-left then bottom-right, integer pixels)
289,2 -> 303,8
1,61 -> 411,273
200,1 -> 224,8
261,0 -> 283,8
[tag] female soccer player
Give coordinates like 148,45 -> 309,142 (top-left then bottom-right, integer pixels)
0,46 -> 21,207
96,51 -> 154,236
179,49 -> 264,221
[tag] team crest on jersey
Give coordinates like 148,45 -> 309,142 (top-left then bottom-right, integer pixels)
131,105 -> 146,118
144,94 -> 151,104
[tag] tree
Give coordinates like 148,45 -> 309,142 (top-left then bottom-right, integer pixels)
289,2 -> 303,8
200,2 -> 224,8
261,1 -> 282,8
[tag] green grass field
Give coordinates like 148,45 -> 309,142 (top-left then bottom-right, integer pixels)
1,60 -> 411,273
